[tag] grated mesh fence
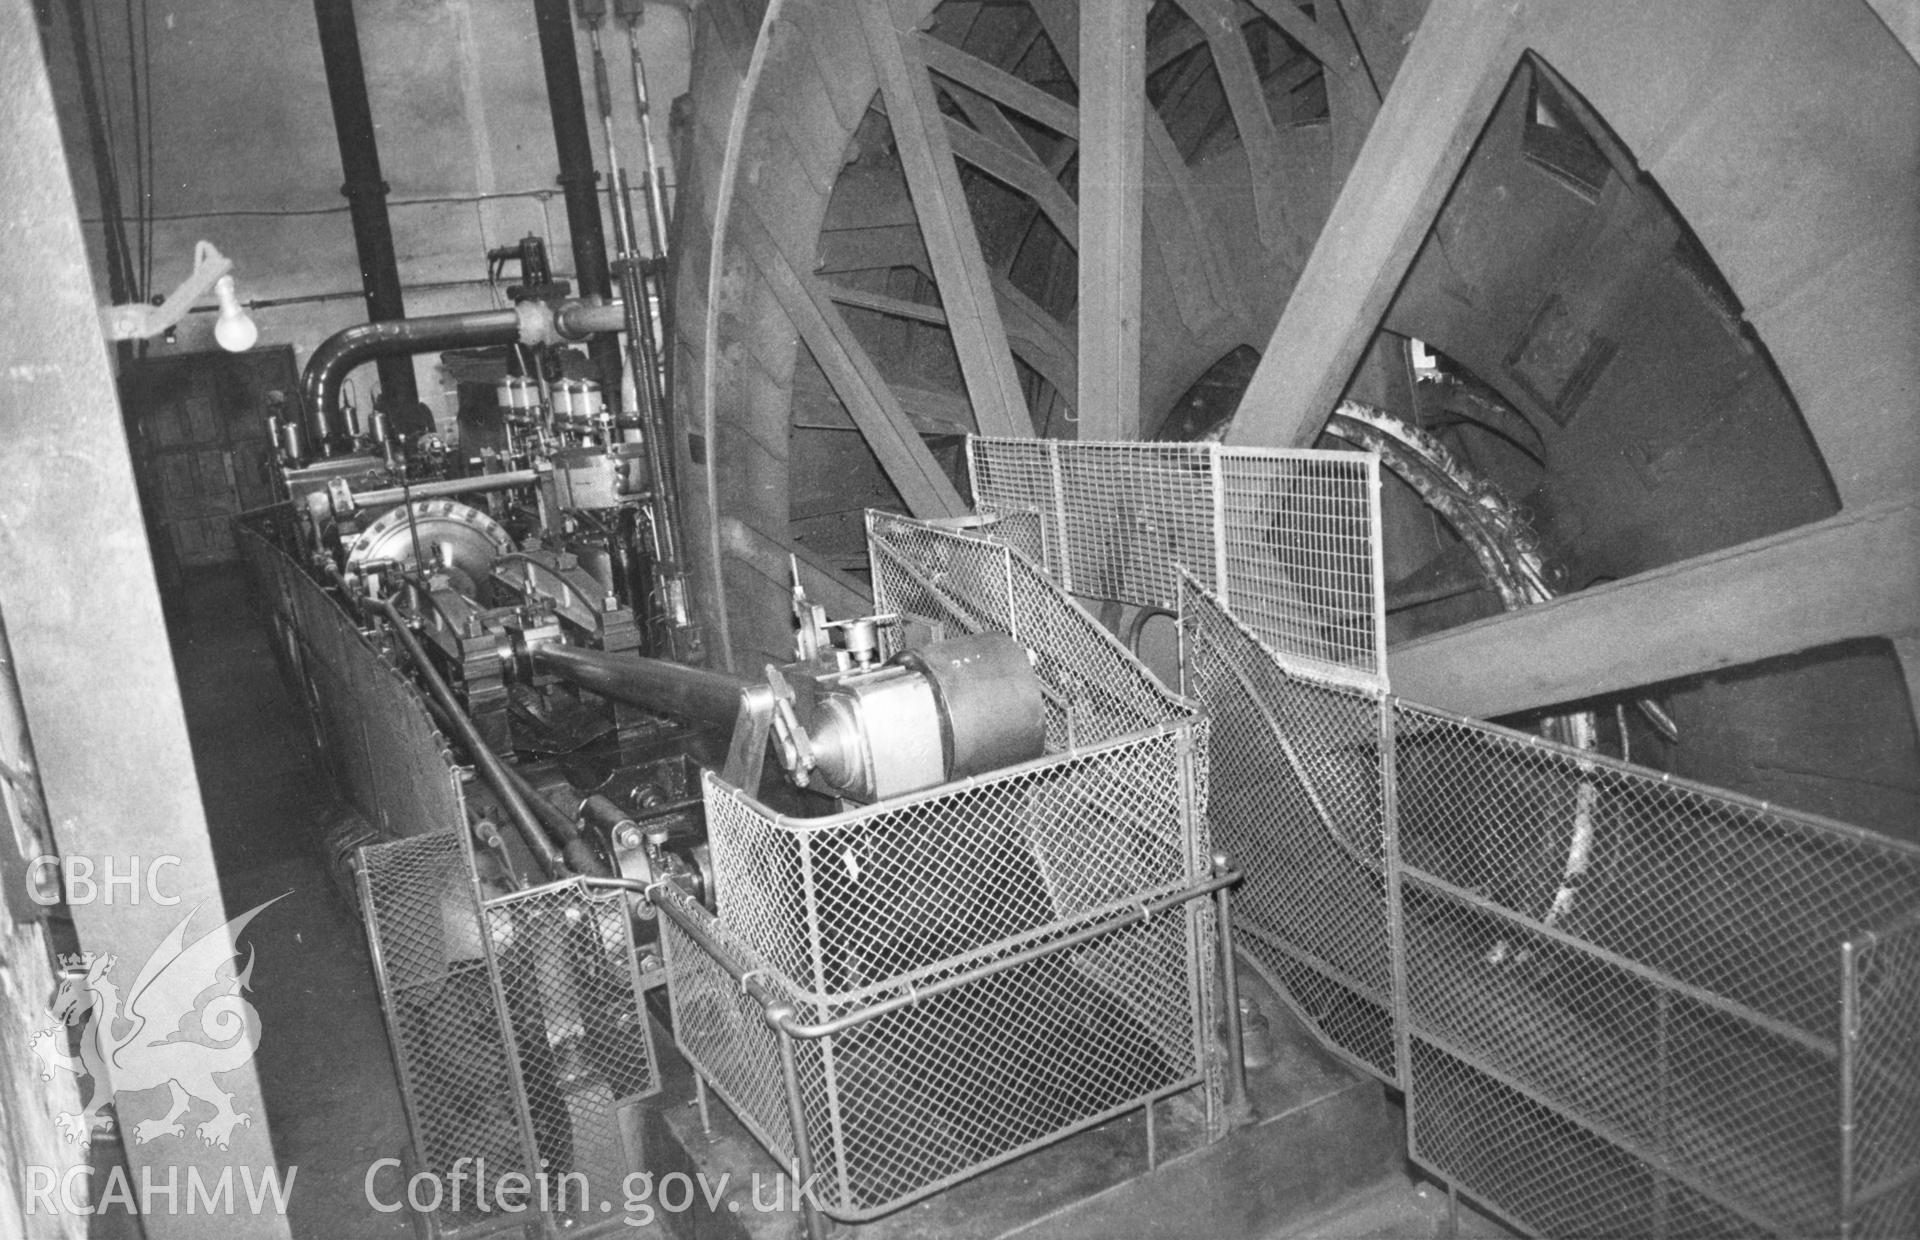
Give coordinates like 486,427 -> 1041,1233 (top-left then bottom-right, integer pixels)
1393,698 -> 1920,1238
1179,571 -> 1920,1237
664,513 -> 1219,1221
359,828 -> 527,1219
659,882 -> 795,1159
1845,911 -> 1920,1238
968,436 -> 1385,687
480,882 -> 660,1209
1182,579 -> 1397,1082
238,513 -> 464,841
360,832 -> 661,1230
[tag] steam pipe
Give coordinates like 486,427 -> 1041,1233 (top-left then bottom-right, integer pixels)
531,642 -> 750,729
312,0 -> 417,415
533,0 -> 625,413
301,301 -> 627,447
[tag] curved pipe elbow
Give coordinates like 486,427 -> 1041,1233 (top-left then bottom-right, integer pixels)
300,299 -> 626,446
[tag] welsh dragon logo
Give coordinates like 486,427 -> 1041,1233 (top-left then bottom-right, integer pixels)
31,897 -> 282,1150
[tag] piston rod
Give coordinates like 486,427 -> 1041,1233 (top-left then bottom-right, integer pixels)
530,642 -> 751,730
336,469 -> 540,514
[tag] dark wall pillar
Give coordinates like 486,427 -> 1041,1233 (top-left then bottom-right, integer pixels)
313,0 -> 417,422
532,0 -> 625,411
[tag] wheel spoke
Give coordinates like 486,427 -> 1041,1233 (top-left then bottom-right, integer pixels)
1143,114 -> 1249,335
1390,496 -> 1920,718
1177,0 -> 1301,256
1314,0 -> 1384,183
1077,0 -> 1146,437
943,114 -> 1080,247
1246,0 -> 1363,84
1226,0 -> 1523,448
916,32 -> 1078,136
858,0 -> 1035,438
992,274 -> 1077,403
737,206 -> 966,519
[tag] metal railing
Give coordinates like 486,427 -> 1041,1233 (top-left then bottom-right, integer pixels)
655,863 -> 1241,1237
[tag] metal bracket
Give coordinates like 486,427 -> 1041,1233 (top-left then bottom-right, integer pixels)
99,239 -> 234,342
721,681 -> 776,793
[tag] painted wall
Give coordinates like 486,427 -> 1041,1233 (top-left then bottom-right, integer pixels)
40,0 -> 691,430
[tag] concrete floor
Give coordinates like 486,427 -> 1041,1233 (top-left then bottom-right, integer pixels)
167,565 -> 414,1239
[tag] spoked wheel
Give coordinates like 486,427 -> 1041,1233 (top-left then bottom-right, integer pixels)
670,0 -> 1920,838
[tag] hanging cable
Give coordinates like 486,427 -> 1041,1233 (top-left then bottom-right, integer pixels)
67,0 -> 137,307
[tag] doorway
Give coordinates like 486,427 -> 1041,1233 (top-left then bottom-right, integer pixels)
118,346 -> 295,596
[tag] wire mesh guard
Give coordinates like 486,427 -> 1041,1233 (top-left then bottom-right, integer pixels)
1395,699 -> 1920,1240
1182,581 -> 1398,1084
663,514 -> 1220,1221
238,513 -> 463,842
1181,572 -> 1920,1239
968,436 -> 1386,688
360,831 -> 660,1231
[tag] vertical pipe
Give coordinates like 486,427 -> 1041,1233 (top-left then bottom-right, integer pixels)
532,0 -> 625,412
770,1012 -> 827,1240
312,0 -> 417,436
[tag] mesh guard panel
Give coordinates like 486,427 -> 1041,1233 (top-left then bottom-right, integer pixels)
664,514 -> 1219,1221
1179,568 -> 1920,1239
361,832 -> 660,1229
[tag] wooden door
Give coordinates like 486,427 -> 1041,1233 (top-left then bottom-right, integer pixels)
119,346 -> 295,585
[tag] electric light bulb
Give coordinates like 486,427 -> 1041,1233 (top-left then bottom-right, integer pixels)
213,274 -> 258,352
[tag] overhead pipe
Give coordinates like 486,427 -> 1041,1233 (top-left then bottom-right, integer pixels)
301,300 -> 627,447
312,0 -> 418,416
532,0 -> 626,414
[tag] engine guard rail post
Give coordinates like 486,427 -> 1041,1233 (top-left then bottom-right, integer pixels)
1214,850 -> 1254,1127
764,1002 -> 829,1240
